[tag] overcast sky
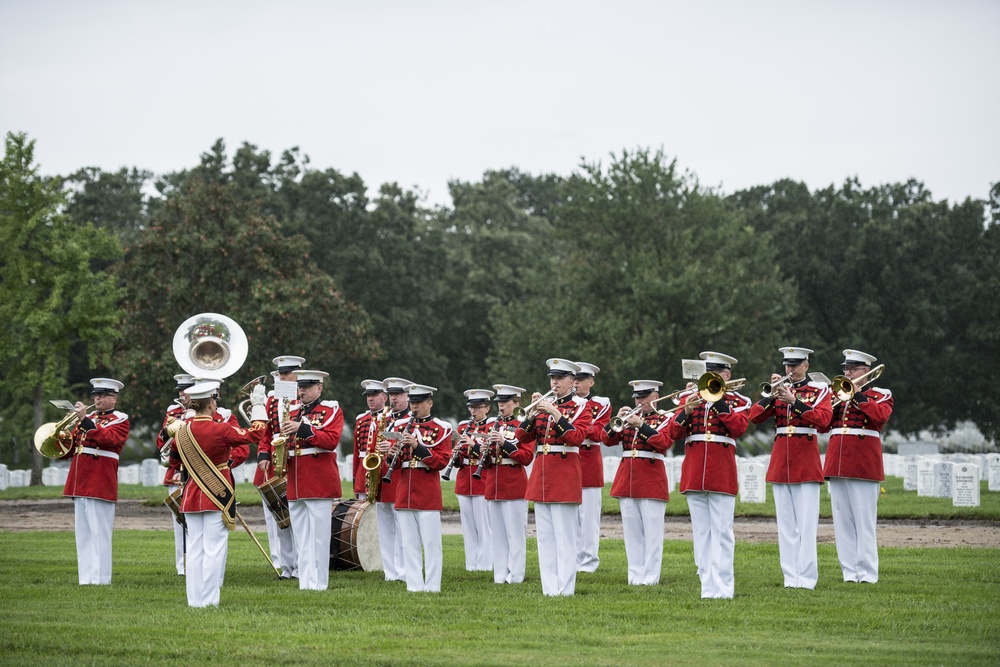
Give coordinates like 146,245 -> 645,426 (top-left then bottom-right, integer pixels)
2,0 -> 997,207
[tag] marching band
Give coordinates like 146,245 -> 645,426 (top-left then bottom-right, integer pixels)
44,314 -> 897,604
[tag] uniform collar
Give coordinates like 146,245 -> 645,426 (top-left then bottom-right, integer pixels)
97,409 -> 115,416
792,378 -> 809,389
392,408 -> 409,419
556,394 -> 575,406
301,398 -> 321,412
413,414 -> 433,424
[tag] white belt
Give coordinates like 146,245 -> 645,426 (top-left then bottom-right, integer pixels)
80,447 -> 119,460
685,434 -> 736,447
623,450 -> 665,461
776,427 -> 818,437
408,460 -> 429,469
288,447 -> 329,457
536,445 -> 580,455
833,428 -> 881,438
582,438 -> 600,446
498,458 -> 517,465
461,458 -> 472,465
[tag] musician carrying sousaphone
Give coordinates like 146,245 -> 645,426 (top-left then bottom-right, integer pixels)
166,380 -> 269,607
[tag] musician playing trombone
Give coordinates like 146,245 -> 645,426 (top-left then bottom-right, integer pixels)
454,389 -> 495,572
664,352 -> 750,599
749,346 -> 832,590
821,349 -> 893,584
515,358 -> 593,596
60,378 -> 130,586
601,380 -> 671,586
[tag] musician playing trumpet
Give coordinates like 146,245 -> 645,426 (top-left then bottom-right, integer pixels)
665,351 -> 750,599
454,389 -> 495,572
601,380 -> 671,586
573,362 -> 611,574
821,349 -> 893,584
749,346 -> 832,590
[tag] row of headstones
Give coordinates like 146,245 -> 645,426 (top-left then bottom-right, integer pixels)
883,452 -> 999,484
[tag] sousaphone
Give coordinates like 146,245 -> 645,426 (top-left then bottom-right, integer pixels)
171,313 -> 248,381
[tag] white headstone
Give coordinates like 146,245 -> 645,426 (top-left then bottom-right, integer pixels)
933,461 -> 954,498
230,462 -> 252,484
739,459 -> 767,503
603,456 -> 621,485
42,467 -> 61,486
952,463 -> 981,507
8,469 -> 29,487
672,458 -> 685,494
118,464 -> 140,486
0,464 -> 8,491
986,454 -> 1000,492
916,458 -> 937,496
140,459 -> 165,487
904,456 -> 920,491
341,454 -> 353,481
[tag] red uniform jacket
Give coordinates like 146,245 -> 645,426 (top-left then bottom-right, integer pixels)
285,399 -> 344,501
822,386 -> 893,481
749,380 -> 832,484
377,409 -> 410,505
603,409 -> 670,501
483,415 -> 532,501
666,391 -> 750,496
177,415 -> 262,513
353,410 -> 376,496
517,394 -> 593,504
62,409 -> 131,502
254,394 -> 301,486
157,403 -> 186,488
580,395 -> 611,488
392,415 -> 453,511
454,418 -> 491,497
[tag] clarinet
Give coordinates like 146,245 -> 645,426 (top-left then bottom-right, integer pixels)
472,420 -> 500,480
440,437 -> 463,482
381,415 -> 416,484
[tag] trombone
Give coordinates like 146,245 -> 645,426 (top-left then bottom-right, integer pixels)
609,389 -> 685,433
759,373 -> 794,399
831,364 -> 885,407
514,390 -> 556,421
661,372 -> 746,416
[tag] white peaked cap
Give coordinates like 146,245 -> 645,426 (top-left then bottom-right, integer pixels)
492,384 -> 526,399
295,370 -> 329,384
629,380 -> 663,396
464,389 -> 495,403
272,355 -> 306,370
842,349 -> 877,366
574,362 -> 600,376
174,374 -> 196,387
361,379 -> 387,394
699,351 -> 737,367
382,377 -> 413,393
407,383 -> 437,398
90,378 -> 124,393
546,358 -> 581,376
779,346 -> 814,362
184,381 -> 220,400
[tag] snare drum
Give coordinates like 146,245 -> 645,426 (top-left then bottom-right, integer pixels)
257,477 -> 291,529
330,499 -> 382,572
163,487 -> 184,526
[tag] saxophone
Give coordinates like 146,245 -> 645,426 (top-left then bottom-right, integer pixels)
362,407 -> 391,500
271,398 -> 292,477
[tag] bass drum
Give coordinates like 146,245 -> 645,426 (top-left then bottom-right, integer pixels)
330,499 -> 382,572
257,477 -> 290,529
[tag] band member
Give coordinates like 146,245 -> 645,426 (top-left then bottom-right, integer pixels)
377,376 -> 413,582
60,378 -> 130,585
277,369 -> 343,591
515,358 -> 593,596
749,346 -> 832,590
573,361 -> 611,573
387,384 -> 453,593
602,380 -> 670,586
822,349 -> 893,584
168,380 -> 267,607
665,351 -> 750,599
352,379 -> 388,501
485,384 -> 530,584
454,388 -> 494,571
156,373 -> 196,576
256,355 -> 304,579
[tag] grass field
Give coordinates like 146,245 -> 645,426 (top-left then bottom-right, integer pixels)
0,530 -> 997,666
3,476 -> 999,520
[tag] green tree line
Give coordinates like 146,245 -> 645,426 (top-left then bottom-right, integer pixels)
2,132 -> 997,477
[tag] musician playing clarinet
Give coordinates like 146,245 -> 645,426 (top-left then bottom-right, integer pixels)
454,388 -> 495,572
821,349 -> 892,584
387,384 -> 453,593
516,358 -> 593,597
484,385 -> 531,584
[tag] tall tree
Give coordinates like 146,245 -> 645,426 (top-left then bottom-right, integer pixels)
0,132 -> 123,481
60,166 -> 153,245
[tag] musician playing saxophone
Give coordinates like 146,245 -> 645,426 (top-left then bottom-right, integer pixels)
454,388 -> 495,572
278,369 -> 344,591
352,379 -> 388,501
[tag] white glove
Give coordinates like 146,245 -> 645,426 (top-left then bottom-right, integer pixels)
250,403 -> 268,422
250,384 -> 267,406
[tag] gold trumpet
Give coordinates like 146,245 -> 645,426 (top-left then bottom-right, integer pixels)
610,389 -> 685,432
831,364 -> 885,406
34,403 -> 94,459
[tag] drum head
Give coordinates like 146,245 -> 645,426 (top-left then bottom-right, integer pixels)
330,500 -> 382,572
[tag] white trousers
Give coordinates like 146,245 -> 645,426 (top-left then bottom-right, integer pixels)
458,495 -> 493,571
687,492 -> 735,599
535,502 -> 579,596
577,487 -> 602,572
290,498 -> 333,591
74,497 -> 115,585
829,478 -> 880,583
172,516 -> 186,575
620,497 -> 666,586
488,499 -> 528,584
772,483 -> 820,589
396,510 -> 442,592
184,511 -> 229,607
376,502 -> 404,581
